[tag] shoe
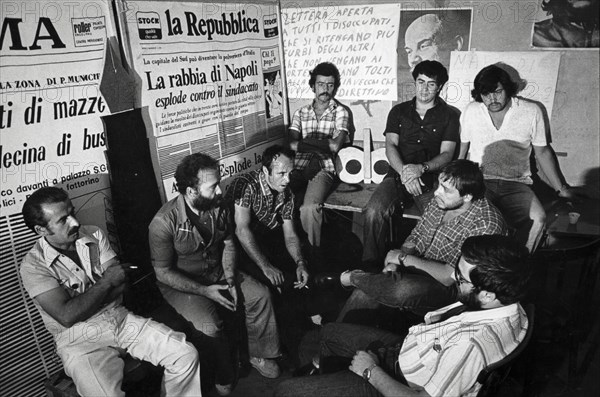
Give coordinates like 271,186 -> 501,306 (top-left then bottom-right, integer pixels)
215,383 -> 233,396
249,357 -> 281,379
312,272 -> 341,289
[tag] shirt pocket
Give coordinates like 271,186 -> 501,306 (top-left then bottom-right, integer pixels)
174,228 -> 202,256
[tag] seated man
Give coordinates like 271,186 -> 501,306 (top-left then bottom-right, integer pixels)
148,153 -> 282,392
225,144 -> 309,291
20,187 -> 201,397
275,235 -> 530,397
363,60 -> 459,266
459,64 -> 574,252
335,159 -> 507,322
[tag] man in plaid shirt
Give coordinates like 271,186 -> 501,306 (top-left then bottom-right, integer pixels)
334,159 -> 507,322
288,62 -> 350,258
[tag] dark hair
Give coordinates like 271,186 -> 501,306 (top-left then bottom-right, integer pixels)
22,187 -> 69,233
308,62 -> 341,92
471,65 -> 519,102
412,60 -> 449,88
175,153 -> 219,194
439,159 -> 485,200
461,235 -> 530,305
262,145 -> 295,172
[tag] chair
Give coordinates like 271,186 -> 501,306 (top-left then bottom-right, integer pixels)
475,303 -> 535,397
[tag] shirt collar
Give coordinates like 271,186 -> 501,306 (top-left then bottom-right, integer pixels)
310,98 -> 337,111
425,301 -> 521,324
258,170 -> 272,198
38,228 -> 96,268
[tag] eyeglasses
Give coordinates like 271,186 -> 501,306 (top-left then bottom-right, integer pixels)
315,82 -> 335,89
454,266 -> 473,285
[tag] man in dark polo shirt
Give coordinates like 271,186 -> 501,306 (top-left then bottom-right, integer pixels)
226,145 -> 309,291
362,60 -> 460,266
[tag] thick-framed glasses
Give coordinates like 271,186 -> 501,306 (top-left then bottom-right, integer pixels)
455,266 -> 473,285
315,82 -> 335,89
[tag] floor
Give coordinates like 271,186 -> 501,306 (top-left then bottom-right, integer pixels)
129,211 -> 600,397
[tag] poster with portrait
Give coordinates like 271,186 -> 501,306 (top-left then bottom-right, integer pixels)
531,0 -> 599,48
397,8 -> 473,102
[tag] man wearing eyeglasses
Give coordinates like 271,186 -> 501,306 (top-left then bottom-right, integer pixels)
362,60 -> 460,268
459,64 -> 575,253
288,62 -> 350,263
274,235 -> 530,397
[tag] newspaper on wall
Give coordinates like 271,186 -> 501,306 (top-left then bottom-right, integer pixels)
122,1 -> 286,200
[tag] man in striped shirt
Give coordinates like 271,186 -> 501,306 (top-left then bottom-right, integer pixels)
274,235 -> 530,397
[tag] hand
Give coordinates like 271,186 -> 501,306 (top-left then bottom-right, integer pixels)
228,284 -> 238,308
101,263 -> 127,287
205,284 -> 236,311
384,249 -> 404,266
262,263 -> 285,287
403,178 -> 423,196
294,264 -> 309,289
349,350 -> 379,377
400,164 -> 423,184
382,263 -> 399,273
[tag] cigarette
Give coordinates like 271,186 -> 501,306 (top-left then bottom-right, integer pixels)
303,285 -> 310,289
128,265 -> 138,269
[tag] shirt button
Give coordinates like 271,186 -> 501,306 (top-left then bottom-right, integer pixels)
417,139 -> 421,143
420,126 -> 423,128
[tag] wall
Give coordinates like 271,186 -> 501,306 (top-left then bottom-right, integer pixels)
281,0 -> 599,189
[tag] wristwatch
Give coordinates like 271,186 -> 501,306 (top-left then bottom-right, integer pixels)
421,162 -> 430,173
398,251 -> 408,264
363,363 -> 377,381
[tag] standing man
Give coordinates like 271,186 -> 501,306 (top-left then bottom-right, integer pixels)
459,64 -> 574,252
289,62 -> 350,260
274,235 -> 530,397
330,160 -> 506,322
149,153 -> 282,393
363,60 -> 460,266
225,144 -> 309,290
20,187 -> 202,397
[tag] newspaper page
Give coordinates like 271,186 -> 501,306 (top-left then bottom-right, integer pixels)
122,1 -> 286,199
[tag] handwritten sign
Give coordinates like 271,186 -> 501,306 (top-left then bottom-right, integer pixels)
282,4 -> 400,101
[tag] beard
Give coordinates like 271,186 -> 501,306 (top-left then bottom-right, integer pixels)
457,287 -> 482,310
192,194 -> 222,211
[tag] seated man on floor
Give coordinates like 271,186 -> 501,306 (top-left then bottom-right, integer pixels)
331,159 -> 507,322
275,235 -> 530,397
20,187 -> 201,397
225,144 -> 309,291
149,153 -> 282,394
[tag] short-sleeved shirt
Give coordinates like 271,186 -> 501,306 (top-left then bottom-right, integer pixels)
404,198 -> 507,267
20,225 -> 119,338
384,97 -> 460,168
149,194 -> 233,283
400,302 -> 528,397
460,98 -> 547,184
225,169 -> 294,236
289,99 -> 349,173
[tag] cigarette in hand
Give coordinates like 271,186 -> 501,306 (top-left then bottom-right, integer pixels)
128,265 -> 138,269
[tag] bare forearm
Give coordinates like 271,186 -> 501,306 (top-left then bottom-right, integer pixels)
386,145 -> 405,174
369,366 -> 429,397
58,281 -> 115,326
425,151 -> 453,172
222,239 -> 237,283
236,227 -> 271,270
403,255 -> 455,286
536,147 -> 565,190
284,233 -> 305,264
154,267 -> 209,296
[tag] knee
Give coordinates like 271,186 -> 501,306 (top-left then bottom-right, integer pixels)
176,342 -> 200,371
530,205 -> 546,225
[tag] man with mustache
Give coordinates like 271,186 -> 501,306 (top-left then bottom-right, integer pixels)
274,235 -> 530,397
288,62 -> 350,263
20,187 -> 202,396
362,60 -> 459,267
225,145 -> 308,291
334,159 -> 506,324
149,153 -> 282,395
459,64 -> 575,252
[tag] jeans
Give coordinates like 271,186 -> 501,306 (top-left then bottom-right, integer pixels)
274,323 -> 407,397
362,175 -> 434,263
485,179 -> 546,252
57,306 -> 201,397
337,269 -> 458,322
158,272 -> 281,381
297,170 -> 336,247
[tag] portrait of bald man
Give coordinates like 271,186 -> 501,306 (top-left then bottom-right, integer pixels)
400,9 -> 472,71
